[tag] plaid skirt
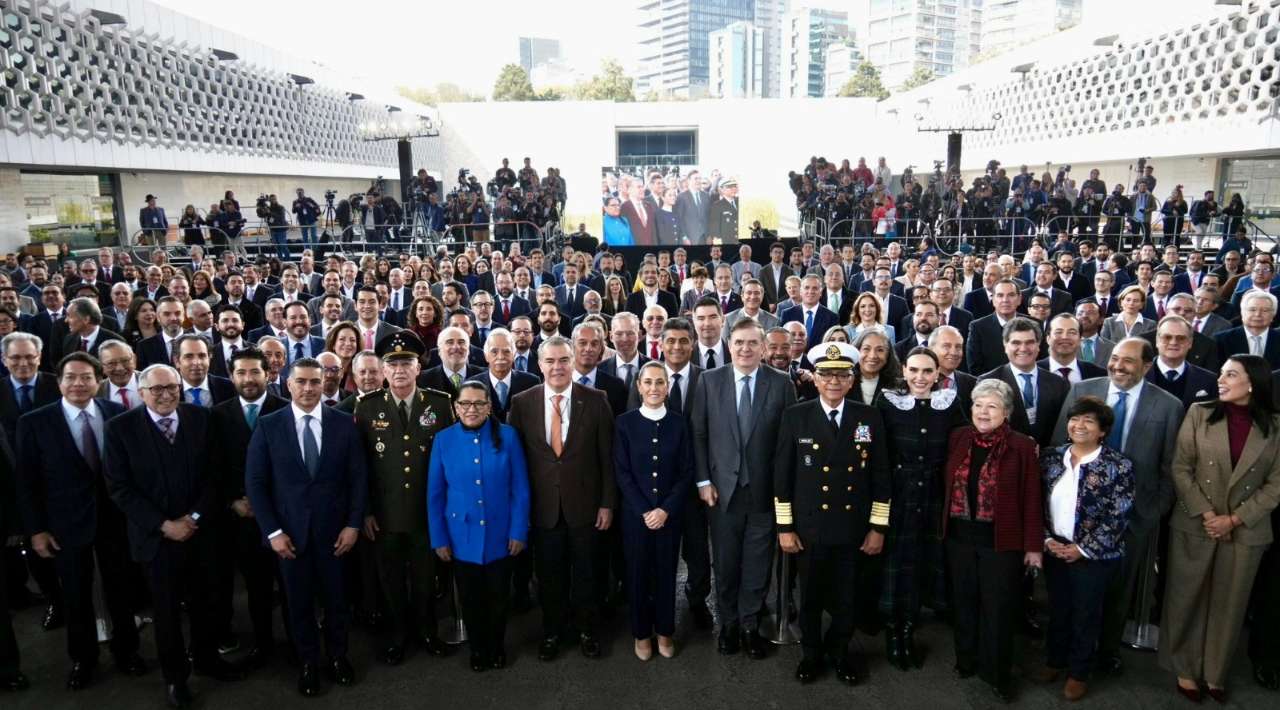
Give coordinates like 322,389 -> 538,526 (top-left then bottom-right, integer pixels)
877,462 -> 949,619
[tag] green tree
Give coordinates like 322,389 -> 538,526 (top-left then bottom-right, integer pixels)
899,66 -> 935,91
492,64 -> 535,101
534,86 -> 566,101
574,59 -> 634,102
837,62 -> 889,100
395,82 -> 483,106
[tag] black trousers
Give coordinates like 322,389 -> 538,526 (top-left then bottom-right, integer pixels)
1248,509 -> 1280,669
147,534 -> 219,683
343,537 -> 382,617
532,519 -> 599,638
622,514 -> 681,639
214,515 -> 285,649
795,542 -> 858,662
0,540 -> 19,677
681,487 -> 712,607
946,534 -> 1022,688
53,535 -> 140,665
374,530 -> 436,644
709,484 -> 774,633
1098,526 -> 1153,659
1045,554 -> 1118,681
453,557 -> 512,658
3,545 -> 61,609
511,545 -> 534,602
279,533 -> 350,665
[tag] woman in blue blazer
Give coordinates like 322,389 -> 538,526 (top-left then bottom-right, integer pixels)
1035,395 -> 1134,702
427,382 -> 530,672
613,361 -> 693,661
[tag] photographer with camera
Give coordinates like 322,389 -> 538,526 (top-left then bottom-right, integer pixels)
896,180 -> 922,239
1189,190 -> 1220,250
1074,185 -> 1101,237
1045,187 -> 1075,235
493,195 -> 518,249
362,192 -> 387,254
494,159 -> 516,191
381,194 -> 405,245
336,194 -> 356,244
1160,187 -> 1189,247
414,168 -> 438,200
257,194 -> 290,259
1005,188 -> 1033,241
1128,180 -> 1158,246
1102,183 -> 1130,248
291,188 -> 320,248
1081,169 -> 1107,207
217,198 -> 247,257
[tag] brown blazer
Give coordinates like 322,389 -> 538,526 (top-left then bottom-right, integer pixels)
507,383 -> 617,530
1170,403 -> 1280,547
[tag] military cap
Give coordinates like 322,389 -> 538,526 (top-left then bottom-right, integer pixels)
376,330 -> 424,361
806,341 -> 858,370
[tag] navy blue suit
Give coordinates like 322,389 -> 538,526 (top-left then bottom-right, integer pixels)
779,303 -> 840,348
465,370 -> 540,422
492,295 -> 532,326
1146,363 -> 1216,409
280,336 -> 327,380
612,408 -> 694,639
245,405 -> 368,664
1215,327 -> 1280,369
556,283 -> 592,320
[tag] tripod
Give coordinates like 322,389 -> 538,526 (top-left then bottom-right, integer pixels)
320,198 -> 337,242
406,196 -> 433,252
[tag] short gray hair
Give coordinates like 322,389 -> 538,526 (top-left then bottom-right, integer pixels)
68,297 -> 102,325
537,334 -> 573,359
138,363 -> 179,388
2,331 -> 42,353
1241,289 -> 1278,313
483,327 -> 513,351
971,378 -> 1014,414
571,321 -> 605,342
927,324 -> 963,347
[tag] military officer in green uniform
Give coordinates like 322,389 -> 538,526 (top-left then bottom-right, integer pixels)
773,341 -> 891,686
355,330 -> 455,665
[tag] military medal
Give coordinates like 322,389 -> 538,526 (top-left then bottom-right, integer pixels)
420,410 -> 437,428
855,425 -> 871,442
375,442 -> 385,453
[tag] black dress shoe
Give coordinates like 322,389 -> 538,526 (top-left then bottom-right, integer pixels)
834,657 -> 862,686
41,604 -> 64,631
194,657 -> 246,682
579,633 -> 601,658
297,663 -> 320,698
115,652 -> 148,677
66,662 -> 93,690
744,630 -> 768,660
244,646 -> 275,669
379,645 -> 404,666
1095,654 -> 1124,676
469,652 -> 487,672
0,672 -> 28,691
795,658 -> 823,683
419,634 -> 448,657
538,636 -> 560,661
166,682 -> 193,709
717,627 -> 741,655
991,682 -> 1015,703
327,657 -> 355,686
1256,665 -> 1280,690
491,648 -> 507,669
688,602 -> 714,631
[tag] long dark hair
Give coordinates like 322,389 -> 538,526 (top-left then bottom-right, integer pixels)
456,382 -> 503,450
1207,354 -> 1277,437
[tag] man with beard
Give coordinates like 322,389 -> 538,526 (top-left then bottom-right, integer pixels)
136,297 -> 187,369
766,325 -> 814,401
895,300 -> 939,361
221,273 -> 263,332
536,301 -> 564,341
210,305 -> 246,379
418,326 -> 482,397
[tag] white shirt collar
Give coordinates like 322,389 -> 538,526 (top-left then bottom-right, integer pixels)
821,398 -> 845,421
545,384 -> 571,402
291,401 -> 322,421
1108,378 -> 1144,398
639,405 -> 667,421
1049,357 -> 1079,372
1062,445 -> 1102,470
61,397 -> 99,421
146,407 -> 176,425
735,366 -> 760,383
665,361 -> 691,380
185,377 -> 210,392
1157,357 -> 1187,376
489,370 -> 512,388
239,393 -> 267,409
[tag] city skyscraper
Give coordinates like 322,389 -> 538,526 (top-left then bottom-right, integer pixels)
709,21 -> 766,98
636,0 -> 755,98
518,37 -> 562,74
861,0 -> 984,88
781,5 -> 850,98
753,0 -> 789,98
981,0 -> 1082,57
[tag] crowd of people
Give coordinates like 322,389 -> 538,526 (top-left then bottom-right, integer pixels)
599,168 -> 740,246
1,221 -> 1280,708
792,157 -> 1250,252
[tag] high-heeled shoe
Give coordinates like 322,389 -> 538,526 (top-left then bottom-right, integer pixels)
634,638 -> 653,661
656,636 -> 675,658
1175,680 -> 1202,703
1205,686 -> 1227,704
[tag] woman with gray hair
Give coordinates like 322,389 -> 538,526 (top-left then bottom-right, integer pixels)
941,377 -> 1043,703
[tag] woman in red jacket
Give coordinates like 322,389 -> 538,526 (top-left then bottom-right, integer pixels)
942,377 -> 1044,704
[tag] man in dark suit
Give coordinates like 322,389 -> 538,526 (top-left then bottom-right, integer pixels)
173,335 -> 235,407
759,243 -> 794,311
209,348 -> 290,667
895,300 -> 941,362
1021,262 -> 1074,318
0,332 -> 64,625
961,264 -> 1002,320
492,272 -> 531,326
15,353 -> 144,691
927,278 -> 973,336
135,297 -> 186,369
245,358 -> 369,697
1215,290 -> 1280,368
979,317 -> 1069,448
673,174 -> 711,244
928,326 -> 975,409
779,275 -> 839,349
554,264 -> 592,322
101,282 -> 133,333
0,416 -> 26,691
1079,270 -> 1121,317
1145,316 -> 1217,408
419,326 -> 484,396
691,298 -> 731,371
620,189 -> 657,246
280,302 -> 327,382
507,335 -> 616,661
966,279 -> 1023,376
625,262 -> 679,318
352,286 -> 400,353
59,297 -> 123,359
467,329 -> 539,422
104,362 -> 243,706
819,265 -> 855,326
1139,295 -> 1219,372
66,260 -> 111,307
1053,251 -> 1092,304
690,318 -> 797,658
1039,313 -> 1108,385
570,321 -> 628,416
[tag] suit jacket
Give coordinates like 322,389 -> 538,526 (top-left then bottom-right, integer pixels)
673,188 -> 711,243
581,369 -> 629,417
492,294 -> 532,326
689,365 -> 797,513
103,404 -> 216,562
60,326 -> 124,359
722,308 -> 779,340
966,314 -> 1011,376
613,409 -> 694,519
1051,378 -> 1182,536
980,364 -> 1069,448
779,303 -> 840,349
427,422 -> 530,564
625,362 -> 701,413
1172,270 -> 1211,296
820,288 -> 854,325
555,282 -> 591,321
941,426 -> 1043,553
244,405 -> 369,553
1193,313 -> 1232,337
620,200 -> 657,246
1054,272 -> 1093,303
182,375 -> 235,407
1040,444 -> 1135,560
894,332 -> 934,363
598,354 -> 647,391
1037,357 -> 1107,383
962,289 -> 993,319
944,370 -> 977,415
418,364 -> 484,397
625,289 -> 679,319
16,398 -> 127,545
209,394 -> 290,506
355,320 -> 401,351
1146,363 -> 1217,409
1215,327 -> 1280,369
135,333 -> 178,369
758,264 -> 794,309
1139,328 -> 1219,372
280,335 -> 328,379
507,383 -> 616,529
1169,404 -> 1280,547
1078,293 -> 1122,317
101,306 -> 130,333
423,345 -> 487,371
0,371 -> 59,452
465,369 -> 540,422
1020,287 -> 1073,317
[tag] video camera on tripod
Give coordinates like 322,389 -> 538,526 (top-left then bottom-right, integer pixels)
255,194 -> 270,219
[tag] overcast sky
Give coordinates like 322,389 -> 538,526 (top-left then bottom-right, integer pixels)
156,0 -> 638,97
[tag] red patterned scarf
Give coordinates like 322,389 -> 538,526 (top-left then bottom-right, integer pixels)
948,423 -> 1011,522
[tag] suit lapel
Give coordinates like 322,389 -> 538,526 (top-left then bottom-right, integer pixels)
1229,419 -> 1269,488
742,370 -> 770,443
284,410 -> 307,475
562,385 -> 587,455
529,385 -> 550,455
722,371 -> 742,447
55,409 -> 92,475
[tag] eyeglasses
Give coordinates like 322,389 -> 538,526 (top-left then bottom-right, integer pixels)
815,371 -> 854,380
141,384 -> 180,395
456,400 -> 490,410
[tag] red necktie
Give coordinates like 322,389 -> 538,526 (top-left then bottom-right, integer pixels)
503,300 -> 511,321
1157,300 -> 1165,318
80,338 -> 89,352
943,375 -> 952,388
649,339 -> 659,359
119,388 -> 131,409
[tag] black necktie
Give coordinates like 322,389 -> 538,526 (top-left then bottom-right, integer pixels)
706,348 -> 716,369
669,373 -> 683,414
398,400 -> 410,428
828,409 -> 839,436
1166,369 -> 1178,382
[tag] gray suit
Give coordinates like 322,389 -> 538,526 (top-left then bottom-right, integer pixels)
731,260 -> 761,284
1194,313 -> 1232,337
1051,376 -> 1183,658
722,308 -> 778,341
690,364 -> 796,632
305,293 -> 356,323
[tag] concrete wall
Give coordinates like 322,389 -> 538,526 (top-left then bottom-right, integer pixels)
0,169 -> 25,251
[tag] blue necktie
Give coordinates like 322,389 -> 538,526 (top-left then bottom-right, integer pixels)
804,309 -> 814,336
244,403 -> 259,430
293,342 -> 305,362
1019,373 -> 1035,408
495,380 -> 509,409
579,375 -> 591,386
1107,391 -> 1128,450
516,354 -> 527,372
16,384 -> 32,413
302,414 -> 320,479
190,388 -> 203,407
1081,338 -> 1095,363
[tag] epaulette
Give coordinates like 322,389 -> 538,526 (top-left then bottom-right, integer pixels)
421,386 -> 453,401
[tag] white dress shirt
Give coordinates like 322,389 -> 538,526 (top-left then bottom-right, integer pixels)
1106,379 -> 1144,450
1049,445 -> 1101,558
544,385 -> 571,447
1047,357 -> 1083,384
822,398 -> 845,429
110,379 -> 141,408
61,398 -> 103,452
1010,363 -> 1039,425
